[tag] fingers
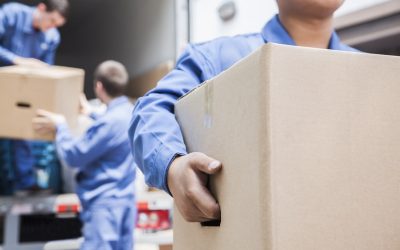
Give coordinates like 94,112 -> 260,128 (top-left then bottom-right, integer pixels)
189,152 -> 222,175
15,57 -> 48,68
186,177 -> 221,220
27,58 -> 48,68
168,153 -> 223,222
80,93 -> 88,102
34,126 -> 53,135
32,117 -> 55,134
36,109 -> 53,118
175,197 -> 212,222
79,93 -> 93,115
79,93 -> 87,108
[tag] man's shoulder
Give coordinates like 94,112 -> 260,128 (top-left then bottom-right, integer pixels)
188,32 -> 264,76
1,2 -> 31,14
193,32 -> 263,53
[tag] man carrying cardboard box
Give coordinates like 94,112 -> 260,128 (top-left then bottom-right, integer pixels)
0,0 -> 69,66
0,0 -> 69,193
129,0 -> 358,222
33,61 -> 137,250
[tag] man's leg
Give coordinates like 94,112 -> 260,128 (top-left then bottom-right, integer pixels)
118,203 -> 136,250
12,140 -> 36,190
0,139 -> 15,194
80,206 -> 119,250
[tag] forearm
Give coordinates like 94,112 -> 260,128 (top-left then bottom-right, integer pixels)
55,119 -> 112,168
55,123 -> 80,168
130,96 -> 188,192
0,46 -> 17,65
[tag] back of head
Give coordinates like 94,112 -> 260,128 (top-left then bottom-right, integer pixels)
41,0 -> 70,19
94,60 -> 129,98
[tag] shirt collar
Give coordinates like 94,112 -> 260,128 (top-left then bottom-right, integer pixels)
327,32 -> 343,50
261,14 -> 343,50
107,96 -> 129,111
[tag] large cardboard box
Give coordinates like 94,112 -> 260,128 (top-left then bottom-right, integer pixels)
0,66 -> 84,141
174,43 -> 400,250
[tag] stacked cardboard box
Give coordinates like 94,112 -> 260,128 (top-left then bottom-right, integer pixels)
0,66 -> 84,141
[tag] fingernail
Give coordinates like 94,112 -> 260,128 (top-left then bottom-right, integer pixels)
208,161 -> 221,170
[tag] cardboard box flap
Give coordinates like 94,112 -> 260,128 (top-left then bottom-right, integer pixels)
0,65 -> 84,79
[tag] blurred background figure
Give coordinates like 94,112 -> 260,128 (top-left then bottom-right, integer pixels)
0,0 -> 69,195
33,60 -> 137,250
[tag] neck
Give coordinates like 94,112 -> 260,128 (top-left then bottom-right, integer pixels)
279,13 -> 334,49
103,96 -> 114,106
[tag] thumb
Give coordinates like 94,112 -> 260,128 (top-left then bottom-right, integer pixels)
32,116 -> 49,124
190,152 -> 222,175
80,92 -> 87,100
36,109 -> 52,117
79,93 -> 87,104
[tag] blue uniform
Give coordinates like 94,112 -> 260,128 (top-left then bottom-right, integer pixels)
0,2 -> 61,191
55,96 -> 136,250
0,2 -> 60,65
129,15 -> 358,193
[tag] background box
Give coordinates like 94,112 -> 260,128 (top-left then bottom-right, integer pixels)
0,66 -> 84,141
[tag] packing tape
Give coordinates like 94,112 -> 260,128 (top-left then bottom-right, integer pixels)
204,81 -> 213,129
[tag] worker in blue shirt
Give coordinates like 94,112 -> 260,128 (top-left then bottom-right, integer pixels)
129,0 -> 359,222
0,0 -> 68,66
0,0 -> 69,192
33,60 -> 137,250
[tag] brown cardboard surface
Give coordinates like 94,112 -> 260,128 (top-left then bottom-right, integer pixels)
174,43 -> 400,250
159,245 -> 172,250
126,61 -> 174,98
0,66 -> 84,141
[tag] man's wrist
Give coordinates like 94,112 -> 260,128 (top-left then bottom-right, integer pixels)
12,56 -> 21,65
55,115 -> 67,126
165,153 -> 185,196
55,120 -> 68,132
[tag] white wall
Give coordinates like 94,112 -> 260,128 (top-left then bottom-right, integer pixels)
190,0 -> 391,43
191,0 -> 277,43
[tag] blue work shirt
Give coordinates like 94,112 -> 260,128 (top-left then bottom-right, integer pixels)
56,96 -> 136,208
0,3 -> 61,191
129,15 -> 358,193
0,2 -> 60,65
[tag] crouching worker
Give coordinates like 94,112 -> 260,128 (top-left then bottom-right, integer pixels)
33,60 -> 137,250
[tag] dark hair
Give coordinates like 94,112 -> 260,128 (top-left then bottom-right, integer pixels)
41,0 -> 70,19
94,60 -> 129,98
